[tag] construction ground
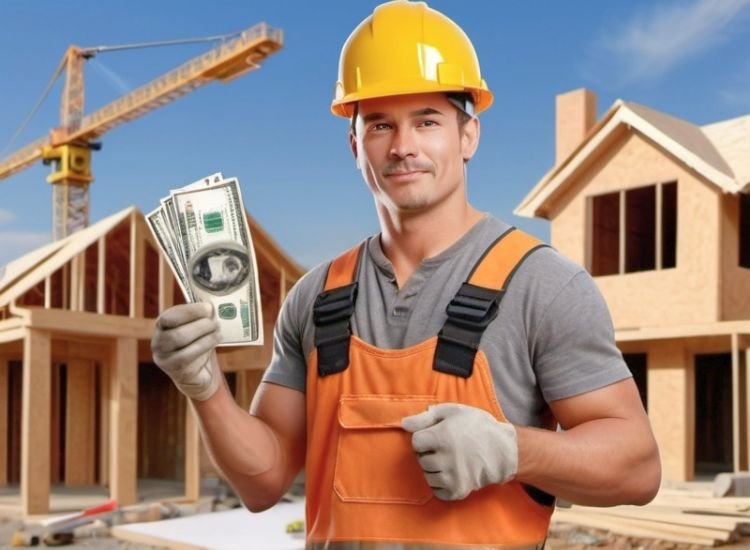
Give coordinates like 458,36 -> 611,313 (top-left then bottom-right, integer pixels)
1,479 -> 750,549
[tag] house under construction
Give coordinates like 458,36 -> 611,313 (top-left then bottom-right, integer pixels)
0,206 -> 304,516
517,89 -> 750,482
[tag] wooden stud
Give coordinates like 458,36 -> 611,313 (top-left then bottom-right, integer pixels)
49,364 -> 62,484
746,346 -> 750,473
655,181 -> 663,270
70,253 -> 85,312
44,276 -> 51,309
158,255 -> 174,313
65,359 -> 96,485
61,263 -> 68,310
0,357 -> 8,486
584,196 -> 593,272
184,401 -> 201,502
618,189 -> 625,274
21,328 -> 51,515
109,337 -> 138,505
130,213 -> 145,319
732,333 -> 740,472
97,237 -> 106,314
99,359 -> 110,487
279,269 -> 287,304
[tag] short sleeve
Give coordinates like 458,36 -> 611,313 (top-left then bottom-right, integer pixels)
263,259 -> 335,393
261,280 -> 308,393
531,270 -> 632,403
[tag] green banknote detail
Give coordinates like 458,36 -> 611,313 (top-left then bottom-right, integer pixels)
240,300 -> 250,338
203,211 -> 224,233
218,303 -> 237,320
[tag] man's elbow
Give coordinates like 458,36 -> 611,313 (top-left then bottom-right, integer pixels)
621,445 -> 662,505
242,497 -> 278,514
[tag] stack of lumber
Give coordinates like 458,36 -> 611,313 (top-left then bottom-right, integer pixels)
552,488 -> 750,547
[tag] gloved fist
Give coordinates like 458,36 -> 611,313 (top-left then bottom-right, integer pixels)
151,302 -> 223,401
401,403 -> 518,501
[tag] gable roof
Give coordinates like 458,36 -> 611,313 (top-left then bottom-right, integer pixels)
515,100 -> 750,219
0,207 -> 134,305
0,205 -> 305,308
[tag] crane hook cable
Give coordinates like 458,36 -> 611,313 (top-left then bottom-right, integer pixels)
1,31 -> 239,158
80,32 -> 240,56
1,58 -> 66,157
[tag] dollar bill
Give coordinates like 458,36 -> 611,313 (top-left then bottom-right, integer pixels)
147,173 -> 263,346
145,206 -> 194,301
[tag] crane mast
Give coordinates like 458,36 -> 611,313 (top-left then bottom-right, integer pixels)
0,22 -> 283,240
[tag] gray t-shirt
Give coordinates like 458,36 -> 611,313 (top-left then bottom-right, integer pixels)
263,215 -> 630,427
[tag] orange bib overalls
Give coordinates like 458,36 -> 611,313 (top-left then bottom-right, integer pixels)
305,228 -> 555,548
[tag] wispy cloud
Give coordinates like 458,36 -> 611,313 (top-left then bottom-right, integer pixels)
0,208 -> 15,225
594,0 -> 750,83
0,230 -> 52,271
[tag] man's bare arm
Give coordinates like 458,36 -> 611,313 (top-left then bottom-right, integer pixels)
192,379 -> 306,512
515,378 -> 661,506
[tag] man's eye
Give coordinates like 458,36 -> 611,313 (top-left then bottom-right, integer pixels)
369,123 -> 391,131
419,120 -> 438,127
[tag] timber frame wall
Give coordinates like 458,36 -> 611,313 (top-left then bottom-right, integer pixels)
0,207 -> 303,515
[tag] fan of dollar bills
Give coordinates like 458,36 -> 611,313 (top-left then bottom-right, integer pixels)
146,172 -> 263,346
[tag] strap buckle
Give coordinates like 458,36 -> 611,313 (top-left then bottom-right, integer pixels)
445,283 -> 502,330
313,283 -> 358,327
434,283 -> 502,378
313,282 -> 358,376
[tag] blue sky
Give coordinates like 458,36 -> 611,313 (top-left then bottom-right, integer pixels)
1,0 -> 749,269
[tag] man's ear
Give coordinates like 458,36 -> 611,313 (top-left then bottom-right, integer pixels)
461,117 -> 480,162
349,131 -> 360,169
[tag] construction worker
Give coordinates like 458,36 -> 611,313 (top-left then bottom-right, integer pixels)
152,1 -> 661,548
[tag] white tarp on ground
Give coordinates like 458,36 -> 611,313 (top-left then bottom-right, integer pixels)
113,500 -> 305,550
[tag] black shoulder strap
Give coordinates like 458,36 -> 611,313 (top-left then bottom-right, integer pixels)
312,243 -> 363,376
434,227 -> 547,378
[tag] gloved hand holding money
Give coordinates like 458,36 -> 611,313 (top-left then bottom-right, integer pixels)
147,172 -> 263,346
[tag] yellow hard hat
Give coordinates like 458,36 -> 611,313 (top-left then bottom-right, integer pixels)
332,0 -> 493,118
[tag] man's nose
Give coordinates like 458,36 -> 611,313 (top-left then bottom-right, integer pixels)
389,126 -> 418,158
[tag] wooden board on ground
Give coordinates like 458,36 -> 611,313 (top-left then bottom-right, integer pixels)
552,488 -> 750,547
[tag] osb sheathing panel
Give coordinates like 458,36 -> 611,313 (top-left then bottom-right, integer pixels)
646,339 -> 694,482
549,130 -> 721,328
720,193 -> 750,321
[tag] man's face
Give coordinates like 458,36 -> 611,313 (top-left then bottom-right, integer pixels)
350,93 -> 479,216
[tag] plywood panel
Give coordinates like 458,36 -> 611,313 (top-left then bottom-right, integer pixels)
648,340 -> 693,481
65,359 -> 95,485
109,337 -> 138,505
21,329 -> 51,515
720,194 -> 750,321
550,131 -> 722,329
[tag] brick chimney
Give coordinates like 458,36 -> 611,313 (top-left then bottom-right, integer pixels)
555,88 -> 597,165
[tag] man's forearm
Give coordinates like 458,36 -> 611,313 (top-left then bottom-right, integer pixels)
191,384 -> 297,512
515,418 -> 661,506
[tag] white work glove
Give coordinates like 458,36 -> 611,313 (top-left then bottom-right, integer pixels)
401,403 -> 518,501
151,302 -> 223,401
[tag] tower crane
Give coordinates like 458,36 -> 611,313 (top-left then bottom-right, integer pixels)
0,22 -> 283,240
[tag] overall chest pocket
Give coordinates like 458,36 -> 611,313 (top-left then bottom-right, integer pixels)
334,395 -> 436,505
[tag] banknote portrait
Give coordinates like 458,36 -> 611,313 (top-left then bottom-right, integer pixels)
189,242 -> 251,295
